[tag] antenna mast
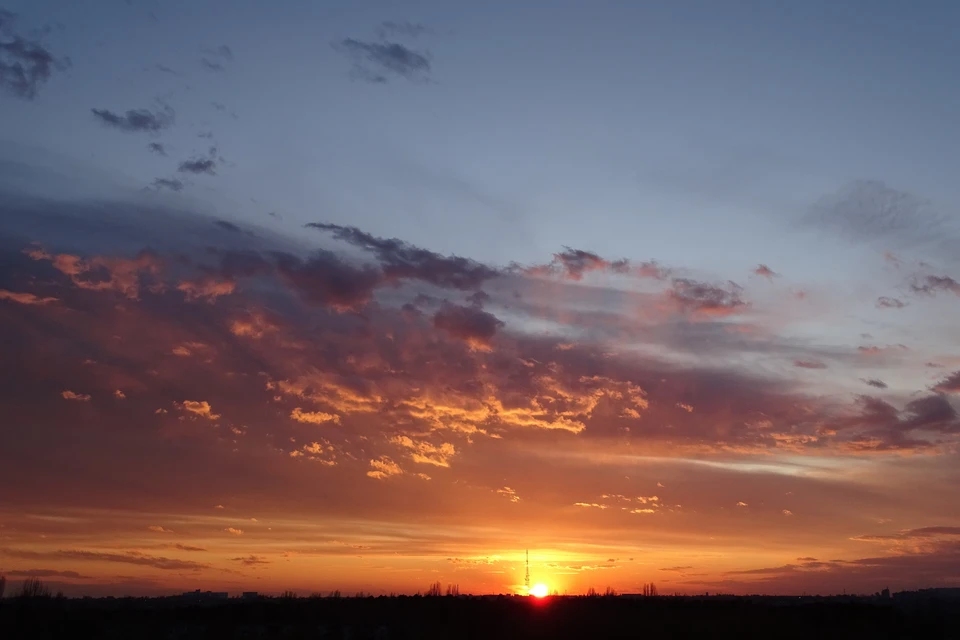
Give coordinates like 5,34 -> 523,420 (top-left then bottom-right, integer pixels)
525,549 -> 531,593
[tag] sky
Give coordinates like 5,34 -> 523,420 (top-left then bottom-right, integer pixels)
1,0 -> 960,598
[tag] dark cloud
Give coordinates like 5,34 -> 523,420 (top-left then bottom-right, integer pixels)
203,44 -> 233,61
667,278 -> 747,316
0,9 -> 67,99
147,142 -> 167,156
807,180 -> 948,247
173,543 -> 206,552
8,569 -> 92,579
214,220 -> 240,233
862,378 -> 888,389
232,555 -> 269,566
200,58 -> 224,72
151,178 -> 184,192
834,394 -> 960,450
793,360 -> 827,369
523,248 -> 646,281
376,21 -> 428,39
154,64 -> 179,75
853,526 -> 960,542
92,105 -> 174,133
876,296 -> 906,309
178,157 -> 216,175
199,44 -> 232,72
273,249 -> 382,311
333,38 -> 431,83
910,274 -> 960,297
1,548 -> 210,571
307,222 -> 499,290
433,302 -> 504,348
933,371 -> 960,394
753,264 -> 778,279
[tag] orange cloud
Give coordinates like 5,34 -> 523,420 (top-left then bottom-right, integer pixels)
0,289 -> 58,305
366,456 -> 403,480
290,408 -> 341,425
26,245 -> 162,299
174,400 -> 220,420
61,390 -> 91,401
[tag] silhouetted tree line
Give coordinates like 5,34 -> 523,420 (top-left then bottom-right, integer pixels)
3,592 -> 959,640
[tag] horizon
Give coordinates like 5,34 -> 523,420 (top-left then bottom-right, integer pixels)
2,0 -> 960,599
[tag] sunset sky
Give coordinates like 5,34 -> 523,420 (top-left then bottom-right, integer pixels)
2,0 -> 960,598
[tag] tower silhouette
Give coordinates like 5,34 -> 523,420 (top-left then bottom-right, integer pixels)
525,549 -> 530,593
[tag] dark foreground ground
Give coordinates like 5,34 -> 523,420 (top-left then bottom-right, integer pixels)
3,594 -> 960,639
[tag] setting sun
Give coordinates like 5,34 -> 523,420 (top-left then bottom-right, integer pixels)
530,583 -> 549,598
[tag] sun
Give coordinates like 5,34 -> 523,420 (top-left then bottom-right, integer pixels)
530,583 -> 549,598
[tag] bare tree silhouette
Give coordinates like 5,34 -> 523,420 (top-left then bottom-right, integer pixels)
604,586 -> 618,597
445,584 -> 460,596
18,578 -> 51,598
0,573 -> 5,599
426,581 -> 443,597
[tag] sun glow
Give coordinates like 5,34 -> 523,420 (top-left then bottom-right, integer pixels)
530,583 -> 549,598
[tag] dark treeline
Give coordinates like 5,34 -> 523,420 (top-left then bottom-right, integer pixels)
3,593 -> 960,639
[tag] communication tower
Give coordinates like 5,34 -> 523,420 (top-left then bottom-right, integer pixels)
525,549 -> 530,593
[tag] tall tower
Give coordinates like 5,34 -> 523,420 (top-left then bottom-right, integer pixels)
525,549 -> 531,593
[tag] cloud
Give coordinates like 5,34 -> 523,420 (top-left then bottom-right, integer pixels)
147,525 -> 173,533
1,548 -> 209,571
114,390 -> 126,399
933,371 -> 960,394
174,400 -> 220,421
910,274 -> 960,297
177,158 -> 216,175
495,486 -> 520,503
9,569 -> 91,580
307,223 -> 499,290
273,250 -> 382,311
232,555 -> 269,566
806,180 -> 948,248
333,37 -> 431,83
91,105 -> 174,133
862,378 -> 888,389
25,245 -> 163,299
736,501 -> 748,507
224,527 -> 243,535
391,435 -> 455,467
376,21 -> 428,39
173,543 -> 206,552
151,178 -> 184,192
782,509 -> 793,516
200,44 -> 232,72
214,220 -> 240,233
852,526 -> 960,542
753,264 -> 778,279
528,247 -> 629,281
876,296 -> 906,309
0,10 -> 67,99
367,456 -> 403,479
290,407 -> 341,425
147,142 -> 167,156
433,302 -> 504,350
793,360 -> 827,369
666,278 -> 747,316
0,289 -> 57,305
61,390 -> 90,402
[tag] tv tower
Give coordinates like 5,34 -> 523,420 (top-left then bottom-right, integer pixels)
524,549 -> 530,593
